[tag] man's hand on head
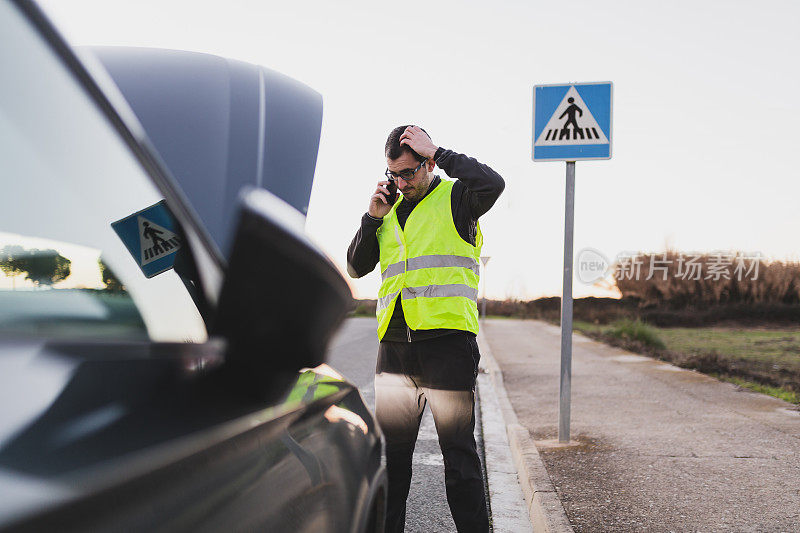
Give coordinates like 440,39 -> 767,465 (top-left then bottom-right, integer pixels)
399,126 -> 438,159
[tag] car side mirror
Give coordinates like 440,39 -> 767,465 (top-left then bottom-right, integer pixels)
213,188 -> 352,395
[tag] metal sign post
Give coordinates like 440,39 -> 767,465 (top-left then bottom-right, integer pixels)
532,81 -> 613,444
559,162 -> 575,442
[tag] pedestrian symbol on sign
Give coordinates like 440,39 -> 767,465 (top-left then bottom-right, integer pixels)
111,200 -> 183,278
535,86 -> 609,146
558,97 -> 583,139
139,217 -> 181,266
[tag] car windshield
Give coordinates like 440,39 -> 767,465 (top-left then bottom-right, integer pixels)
0,2 -> 207,343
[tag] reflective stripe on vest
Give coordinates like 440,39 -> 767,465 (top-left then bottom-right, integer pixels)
375,178 -> 482,341
377,284 -> 479,311
381,254 -> 480,281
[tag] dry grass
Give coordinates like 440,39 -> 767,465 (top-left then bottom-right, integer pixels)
614,251 -> 800,307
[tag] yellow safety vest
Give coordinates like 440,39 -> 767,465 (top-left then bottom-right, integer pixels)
376,178 -> 482,341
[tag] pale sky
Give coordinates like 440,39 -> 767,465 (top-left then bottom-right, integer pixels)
38,0 -> 800,300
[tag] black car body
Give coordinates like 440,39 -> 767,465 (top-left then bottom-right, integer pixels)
0,1 -> 385,531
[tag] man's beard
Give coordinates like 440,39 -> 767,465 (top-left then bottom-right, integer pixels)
402,180 -> 428,200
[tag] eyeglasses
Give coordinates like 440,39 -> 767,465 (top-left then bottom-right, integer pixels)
385,159 -> 428,181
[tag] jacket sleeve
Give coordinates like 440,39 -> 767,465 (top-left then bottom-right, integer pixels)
346,212 -> 384,278
434,147 -> 505,218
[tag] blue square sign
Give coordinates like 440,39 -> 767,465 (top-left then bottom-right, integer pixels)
533,81 -> 613,162
111,201 -> 182,278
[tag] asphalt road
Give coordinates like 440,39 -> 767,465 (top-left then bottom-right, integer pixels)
326,317 -> 488,533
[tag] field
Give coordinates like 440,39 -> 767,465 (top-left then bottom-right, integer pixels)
574,320 -> 800,404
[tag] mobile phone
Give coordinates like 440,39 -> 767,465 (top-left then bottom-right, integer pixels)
383,178 -> 398,205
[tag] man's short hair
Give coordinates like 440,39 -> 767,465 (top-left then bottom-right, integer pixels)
385,125 -> 430,163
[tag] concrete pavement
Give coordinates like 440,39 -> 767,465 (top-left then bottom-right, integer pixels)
477,328 -> 570,533
482,318 -> 800,532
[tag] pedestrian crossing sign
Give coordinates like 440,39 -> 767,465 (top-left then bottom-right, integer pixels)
533,81 -> 613,161
111,200 -> 182,278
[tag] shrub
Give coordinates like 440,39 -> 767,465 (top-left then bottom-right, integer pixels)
604,319 -> 666,350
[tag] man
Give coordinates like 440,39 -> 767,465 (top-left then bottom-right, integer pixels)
347,125 -> 504,532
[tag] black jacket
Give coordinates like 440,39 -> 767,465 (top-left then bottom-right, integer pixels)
347,147 -> 504,342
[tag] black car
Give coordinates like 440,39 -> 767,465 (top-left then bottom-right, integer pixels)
0,1 -> 385,531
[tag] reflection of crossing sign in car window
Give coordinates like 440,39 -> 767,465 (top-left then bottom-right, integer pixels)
139,218 -> 180,266
111,201 -> 182,278
533,82 -> 613,161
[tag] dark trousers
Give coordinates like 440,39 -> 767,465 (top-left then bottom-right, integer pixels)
374,333 -> 490,533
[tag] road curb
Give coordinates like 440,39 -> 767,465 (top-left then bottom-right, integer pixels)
477,326 -> 574,533
477,373 -> 532,532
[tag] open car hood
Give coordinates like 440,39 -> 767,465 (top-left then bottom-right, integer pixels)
91,47 -> 323,257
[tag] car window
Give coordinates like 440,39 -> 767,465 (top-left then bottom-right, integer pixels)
0,1 -> 207,343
